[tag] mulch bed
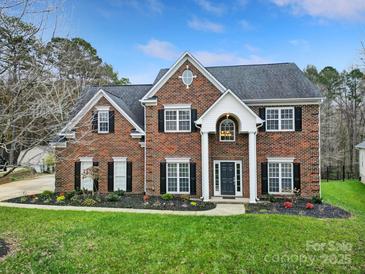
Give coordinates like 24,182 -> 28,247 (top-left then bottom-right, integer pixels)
246,199 -> 351,219
0,239 -> 10,260
6,193 -> 216,211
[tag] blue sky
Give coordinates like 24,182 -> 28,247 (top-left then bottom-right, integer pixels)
57,0 -> 365,83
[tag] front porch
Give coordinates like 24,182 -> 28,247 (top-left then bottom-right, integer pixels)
195,90 -> 263,203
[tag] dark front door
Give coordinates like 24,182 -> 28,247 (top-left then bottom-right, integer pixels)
220,162 -> 235,195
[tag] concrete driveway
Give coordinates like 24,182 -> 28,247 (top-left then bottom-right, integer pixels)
0,174 -> 55,201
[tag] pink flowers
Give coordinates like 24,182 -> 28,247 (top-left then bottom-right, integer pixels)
283,201 -> 293,209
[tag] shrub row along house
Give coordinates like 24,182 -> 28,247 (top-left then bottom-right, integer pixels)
52,52 -> 322,203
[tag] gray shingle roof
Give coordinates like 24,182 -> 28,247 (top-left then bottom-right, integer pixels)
70,85 -> 152,130
153,63 -> 322,100
356,141 -> 365,149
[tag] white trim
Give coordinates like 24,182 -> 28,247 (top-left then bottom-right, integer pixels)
130,132 -> 144,138
58,132 -> 75,139
213,160 -> 243,197
164,104 -> 191,109
219,118 -> 236,142
267,157 -> 295,163
61,89 -> 145,134
140,98 -> 157,106
201,132 -> 209,200
249,132 -> 257,203
141,52 -> 227,101
165,157 -> 190,163
112,157 -> 127,162
265,107 -> 295,132
164,108 -> 191,133
50,142 -> 67,148
196,89 -> 263,125
79,157 -> 93,162
95,106 -> 110,111
244,97 -> 323,105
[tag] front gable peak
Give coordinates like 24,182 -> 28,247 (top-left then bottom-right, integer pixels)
141,52 -> 227,102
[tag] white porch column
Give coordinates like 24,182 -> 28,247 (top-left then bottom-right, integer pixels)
249,131 -> 257,203
201,131 -> 210,201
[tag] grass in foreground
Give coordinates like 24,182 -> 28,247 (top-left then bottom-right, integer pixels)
0,181 -> 364,273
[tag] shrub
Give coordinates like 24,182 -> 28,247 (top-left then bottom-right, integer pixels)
114,190 -> 125,197
56,195 -> 65,203
70,195 -> 81,205
39,190 -> 53,200
283,201 -> 293,209
65,191 -> 76,200
180,194 -> 190,201
306,202 -> 314,209
20,196 -> 27,203
161,193 -> 174,200
81,198 -> 97,207
190,201 -> 197,206
268,194 -> 277,203
106,193 -> 120,202
311,195 -> 322,204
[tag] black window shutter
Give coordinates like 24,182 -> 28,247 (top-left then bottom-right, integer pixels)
127,161 -> 132,192
108,162 -> 114,192
190,162 -> 196,195
295,107 -> 302,131
261,162 -> 268,194
93,162 -> 99,192
191,109 -> 198,132
293,163 -> 301,190
259,108 -> 266,132
74,162 -> 81,190
109,111 -> 115,133
158,109 -> 164,132
92,111 -> 98,132
160,162 -> 166,194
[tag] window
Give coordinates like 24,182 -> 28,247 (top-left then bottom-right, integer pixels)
167,162 -> 190,193
80,157 -> 93,191
114,158 -> 127,191
266,107 -> 294,131
98,110 -> 109,133
268,162 -> 293,194
220,119 -> 235,141
165,109 -> 191,132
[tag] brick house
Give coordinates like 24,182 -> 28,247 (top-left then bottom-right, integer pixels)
53,52 -> 322,203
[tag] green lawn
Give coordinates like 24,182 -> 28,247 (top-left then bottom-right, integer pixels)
0,181 -> 364,273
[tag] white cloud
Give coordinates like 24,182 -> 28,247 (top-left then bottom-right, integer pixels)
106,0 -> 163,14
195,0 -> 225,15
272,0 -> 365,20
137,39 -> 179,60
239,19 -> 254,31
187,17 -> 224,32
146,0 -> 164,14
193,51 -> 271,66
289,39 -> 309,46
244,43 -> 259,53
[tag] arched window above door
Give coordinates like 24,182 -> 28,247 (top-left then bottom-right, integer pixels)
219,119 -> 235,142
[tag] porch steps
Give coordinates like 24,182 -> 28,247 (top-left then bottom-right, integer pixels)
209,197 -> 249,204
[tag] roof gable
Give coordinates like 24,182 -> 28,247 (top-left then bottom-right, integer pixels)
62,89 -> 145,134
141,52 -> 227,101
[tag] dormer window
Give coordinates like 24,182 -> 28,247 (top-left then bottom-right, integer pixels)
220,118 -> 235,142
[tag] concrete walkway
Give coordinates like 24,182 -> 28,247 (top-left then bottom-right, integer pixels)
0,202 -> 245,216
0,174 -> 55,201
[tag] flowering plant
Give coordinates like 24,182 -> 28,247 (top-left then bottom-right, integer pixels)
305,202 -> 314,209
283,201 -> 293,209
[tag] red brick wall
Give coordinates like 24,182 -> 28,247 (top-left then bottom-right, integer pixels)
145,60 -> 221,196
252,105 -> 320,197
55,97 -> 144,193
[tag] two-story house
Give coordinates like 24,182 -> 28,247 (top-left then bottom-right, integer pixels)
53,52 -> 322,203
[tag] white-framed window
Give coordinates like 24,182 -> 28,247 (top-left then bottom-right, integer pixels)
113,157 -> 127,191
98,110 -> 109,133
164,108 -> 191,132
166,162 -> 190,194
268,162 -> 293,194
213,160 -> 242,196
219,119 -> 235,142
266,107 -> 294,131
80,157 -> 93,191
